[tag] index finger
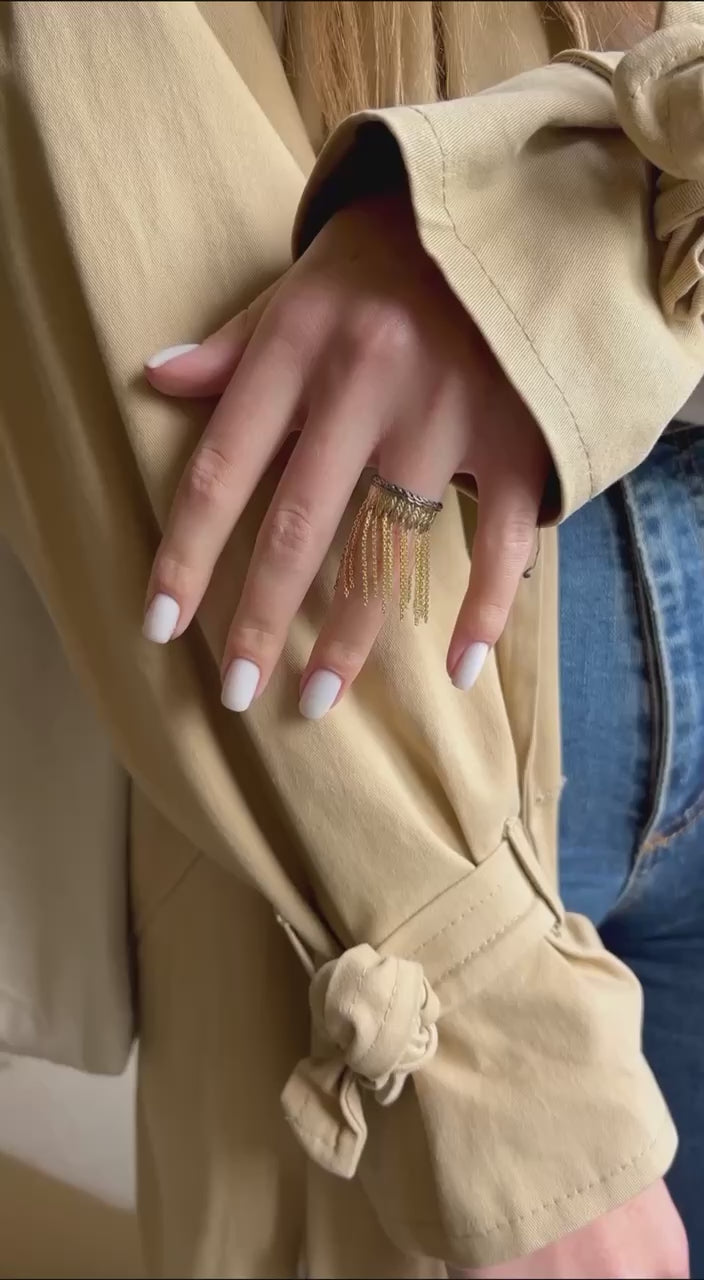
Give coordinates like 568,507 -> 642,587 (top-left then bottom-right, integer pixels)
144,316 -> 305,641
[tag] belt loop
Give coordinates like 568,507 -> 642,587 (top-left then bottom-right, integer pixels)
504,819 -> 564,926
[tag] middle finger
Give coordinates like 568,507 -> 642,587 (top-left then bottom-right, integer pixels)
220,389 -> 378,710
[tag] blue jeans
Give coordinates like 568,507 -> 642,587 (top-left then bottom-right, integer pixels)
559,426 -> 704,1278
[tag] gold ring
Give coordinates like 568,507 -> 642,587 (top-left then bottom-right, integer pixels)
337,474 -> 443,624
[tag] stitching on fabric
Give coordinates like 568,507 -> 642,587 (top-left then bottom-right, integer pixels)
625,41 -> 701,102
290,1079 -> 316,1141
387,1114 -> 669,1237
642,788 -> 704,850
409,878 -> 506,958
288,954 -> 381,1160
534,783 -> 564,805
286,1108 -> 347,1160
346,956 -> 375,1028
289,1066 -> 362,1162
408,106 -> 594,496
433,906 -> 528,986
362,964 -> 399,1066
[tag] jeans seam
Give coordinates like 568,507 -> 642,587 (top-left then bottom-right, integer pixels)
637,432 -> 704,849
675,428 -> 704,559
641,789 -> 704,851
619,478 -> 670,857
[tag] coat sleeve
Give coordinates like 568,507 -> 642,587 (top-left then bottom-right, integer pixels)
293,17 -> 704,520
0,2 -> 676,1270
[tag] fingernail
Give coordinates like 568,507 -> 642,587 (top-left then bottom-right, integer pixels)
222,658 -> 260,712
145,343 -> 200,370
299,670 -> 342,720
143,593 -> 180,644
452,642 -> 489,691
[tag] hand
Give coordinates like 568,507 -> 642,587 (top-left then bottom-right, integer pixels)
144,193 -> 549,716
450,1180 -> 689,1279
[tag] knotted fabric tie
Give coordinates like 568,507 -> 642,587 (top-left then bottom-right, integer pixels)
281,943 -> 440,1178
279,821 -> 562,1179
613,22 -> 704,323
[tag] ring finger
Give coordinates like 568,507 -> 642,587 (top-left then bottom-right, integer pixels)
298,441 -> 458,719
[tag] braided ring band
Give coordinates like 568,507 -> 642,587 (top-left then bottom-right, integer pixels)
336,474 -> 443,624
370,477 -> 443,514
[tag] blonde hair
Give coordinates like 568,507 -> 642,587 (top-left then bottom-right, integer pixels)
281,1 -> 657,131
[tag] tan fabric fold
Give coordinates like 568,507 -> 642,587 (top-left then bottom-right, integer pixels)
0,2 -> 693,1273
296,23 -> 704,520
282,822 -> 558,1180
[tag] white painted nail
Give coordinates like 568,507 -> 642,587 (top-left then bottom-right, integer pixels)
299,670 -> 343,720
143,593 -> 180,644
222,658 -> 260,712
145,343 -> 200,370
452,642 -> 489,691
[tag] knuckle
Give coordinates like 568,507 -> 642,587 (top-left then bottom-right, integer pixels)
227,622 -> 279,660
268,291 -> 320,352
482,514 -> 536,568
497,514 -> 536,556
262,322 -> 303,370
152,552 -> 200,599
505,509 -> 537,541
185,444 -> 235,507
347,300 -> 415,364
317,638 -> 367,678
261,504 -> 315,565
472,599 -> 510,643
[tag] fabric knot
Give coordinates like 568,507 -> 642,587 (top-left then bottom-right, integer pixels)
311,943 -> 440,1101
613,23 -> 704,321
280,943 -> 440,1178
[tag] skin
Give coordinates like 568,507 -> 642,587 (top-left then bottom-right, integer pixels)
144,193 -> 549,709
144,192 -> 688,1277
453,1180 -> 688,1279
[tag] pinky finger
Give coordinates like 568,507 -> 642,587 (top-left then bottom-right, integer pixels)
447,478 -> 539,692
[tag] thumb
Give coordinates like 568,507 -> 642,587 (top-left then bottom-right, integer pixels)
144,280 -> 279,398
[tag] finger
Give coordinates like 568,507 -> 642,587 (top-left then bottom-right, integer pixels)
144,283 -> 278,398
220,391 -> 378,711
296,438 -> 459,719
447,472 -> 539,691
144,311 -> 304,641
299,584 -> 387,719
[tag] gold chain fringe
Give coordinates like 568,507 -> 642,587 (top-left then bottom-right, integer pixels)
336,476 -> 442,624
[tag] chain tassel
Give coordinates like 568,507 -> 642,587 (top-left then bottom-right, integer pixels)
336,476 -> 442,624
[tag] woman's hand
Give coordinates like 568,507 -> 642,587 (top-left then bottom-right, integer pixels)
144,193 -> 549,717
451,1180 -> 689,1280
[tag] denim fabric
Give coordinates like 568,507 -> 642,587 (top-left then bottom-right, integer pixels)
559,427 -> 704,1278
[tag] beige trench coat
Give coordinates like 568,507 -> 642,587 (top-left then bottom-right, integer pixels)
1,1 -> 704,1274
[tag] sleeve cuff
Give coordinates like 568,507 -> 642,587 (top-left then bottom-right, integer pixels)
279,819 -> 676,1267
294,60 -> 704,521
